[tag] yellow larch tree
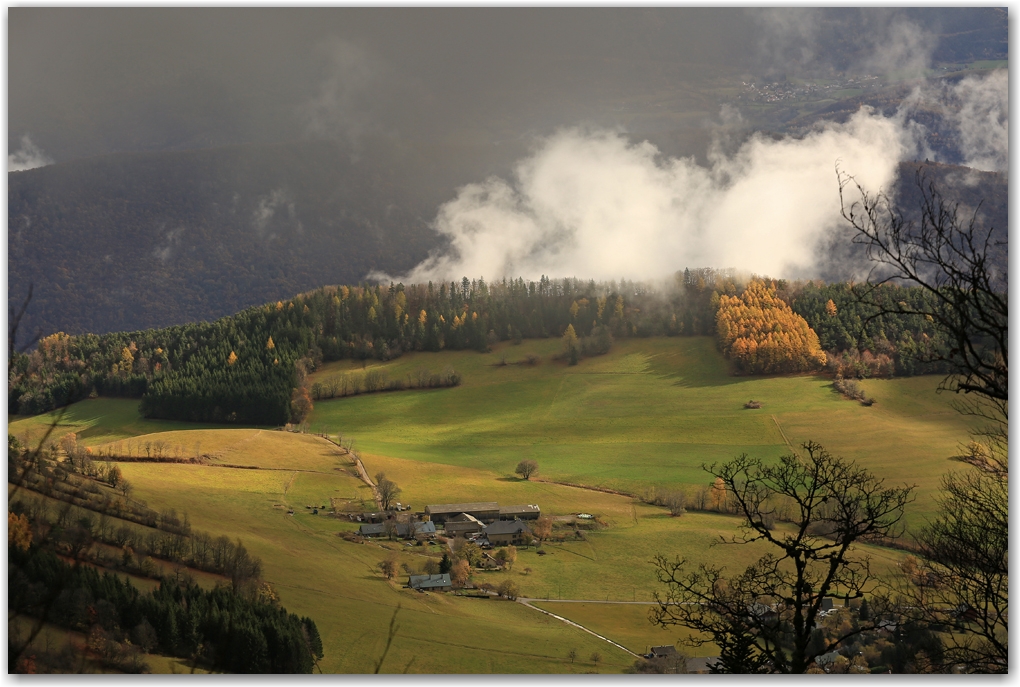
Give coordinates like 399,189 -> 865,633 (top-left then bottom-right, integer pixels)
716,279 -> 826,374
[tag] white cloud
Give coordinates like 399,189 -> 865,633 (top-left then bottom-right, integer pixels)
376,107 -> 914,285
8,135 -> 52,172
950,70 -> 1008,172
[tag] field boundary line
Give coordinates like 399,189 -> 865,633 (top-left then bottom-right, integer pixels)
531,477 -> 636,499
518,599 -> 640,659
309,433 -> 381,507
772,414 -> 794,451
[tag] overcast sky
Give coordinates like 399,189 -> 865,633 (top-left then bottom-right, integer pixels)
10,8 -> 1005,167
7,8 -> 765,163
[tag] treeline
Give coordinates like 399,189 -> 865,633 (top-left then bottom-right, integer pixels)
8,545 -> 322,673
9,268 -> 738,424
9,435 -> 262,585
310,366 -> 460,402
717,279 -> 827,374
9,267 -> 972,424
788,281 -> 956,377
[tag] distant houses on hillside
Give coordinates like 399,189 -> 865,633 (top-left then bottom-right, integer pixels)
424,502 -> 540,524
354,500 -> 542,543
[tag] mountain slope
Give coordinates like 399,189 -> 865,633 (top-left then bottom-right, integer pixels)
9,141 -> 1006,343
9,137 -> 518,339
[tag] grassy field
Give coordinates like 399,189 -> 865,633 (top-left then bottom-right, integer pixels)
8,336 -> 976,672
111,457 -> 638,673
308,337 -> 975,526
530,602 -> 706,659
8,397 -> 248,450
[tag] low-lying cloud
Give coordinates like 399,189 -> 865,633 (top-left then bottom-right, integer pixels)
898,68 -> 1009,173
377,107 -> 916,285
8,135 -> 52,172
948,70 -> 1008,173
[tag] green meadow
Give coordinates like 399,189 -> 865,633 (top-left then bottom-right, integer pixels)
308,337 -> 975,526
7,336 -> 978,672
8,397 -> 247,450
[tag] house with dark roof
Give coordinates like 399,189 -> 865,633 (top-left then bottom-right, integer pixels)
358,520 -> 436,539
685,657 -> 719,673
407,573 -> 452,591
647,645 -> 679,660
444,513 -> 485,537
425,502 -> 500,524
481,518 -> 530,546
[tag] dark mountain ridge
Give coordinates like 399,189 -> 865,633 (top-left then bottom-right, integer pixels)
9,136 -> 525,340
9,140 -> 1005,344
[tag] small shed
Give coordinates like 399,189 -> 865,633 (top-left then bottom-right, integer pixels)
407,573 -> 452,592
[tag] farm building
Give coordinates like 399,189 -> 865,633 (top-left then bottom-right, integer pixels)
358,520 -> 436,539
685,657 -> 720,673
646,646 -> 679,660
444,513 -> 484,536
498,504 -> 541,520
481,518 -> 530,546
425,502 -> 499,524
408,573 -> 452,591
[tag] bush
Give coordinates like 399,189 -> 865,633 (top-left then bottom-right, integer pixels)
833,374 -> 875,405
496,579 -> 520,600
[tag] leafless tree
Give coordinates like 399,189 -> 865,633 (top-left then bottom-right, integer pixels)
652,443 -> 913,673
661,490 -> 686,517
839,167 -> 1006,467
514,459 -> 538,480
840,167 -> 1007,673
374,472 -> 401,511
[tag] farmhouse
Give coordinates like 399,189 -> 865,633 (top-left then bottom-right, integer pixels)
444,513 -> 484,537
498,504 -> 541,520
646,646 -> 679,660
407,573 -> 452,592
481,518 -> 530,546
425,502 -> 499,524
358,520 -> 437,539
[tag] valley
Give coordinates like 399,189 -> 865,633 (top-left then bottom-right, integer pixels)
9,336 -> 974,672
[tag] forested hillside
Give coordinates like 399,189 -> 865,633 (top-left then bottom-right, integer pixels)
8,272 -> 732,422
9,136 -> 1006,345
8,136 -> 518,339
10,270 -> 968,425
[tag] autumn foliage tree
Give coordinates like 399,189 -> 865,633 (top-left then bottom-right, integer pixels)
717,279 -> 827,374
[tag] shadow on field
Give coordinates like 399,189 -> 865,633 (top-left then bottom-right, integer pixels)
640,342 -> 744,389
